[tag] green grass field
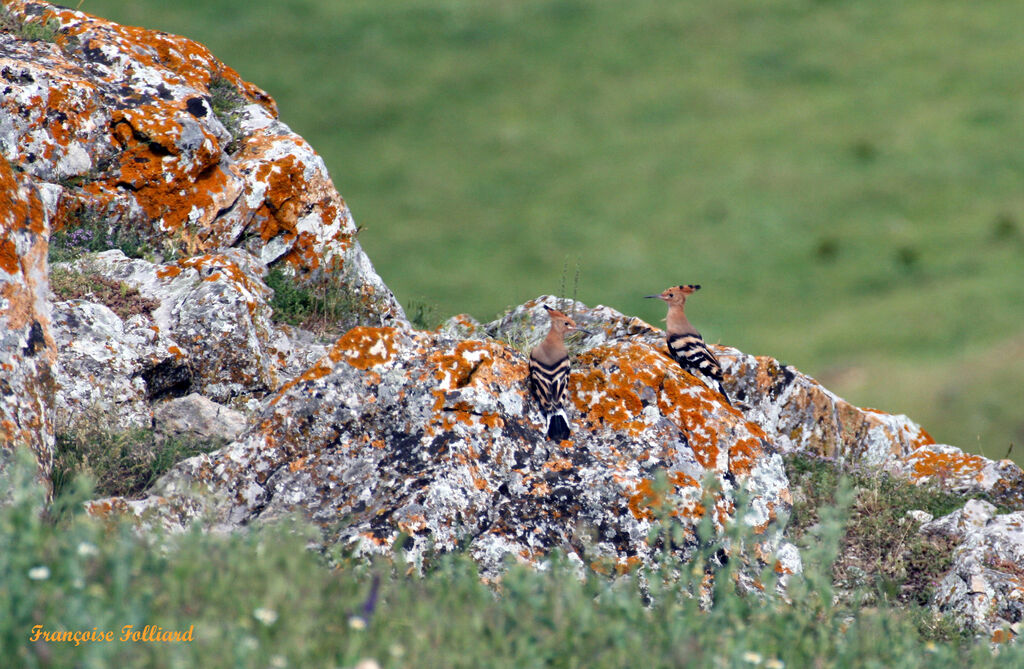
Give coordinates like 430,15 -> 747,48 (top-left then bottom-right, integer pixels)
77,0 -> 1024,462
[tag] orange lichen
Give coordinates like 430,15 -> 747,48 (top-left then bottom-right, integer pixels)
904,448 -> 988,485
992,629 -> 1015,644
428,340 -> 493,390
570,344 -> 667,435
627,475 -> 703,521
330,327 -> 398,370
156,265 -> 183,279
0,237 -> 17,274
288,457 -> 308,473
657,373 -> 721,468
544,456 -> 574,473
728,437 -> 763,477
909,426 -> 937,449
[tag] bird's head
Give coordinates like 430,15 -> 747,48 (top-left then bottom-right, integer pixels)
644,284 -> 701,306
543,304 -> 592,336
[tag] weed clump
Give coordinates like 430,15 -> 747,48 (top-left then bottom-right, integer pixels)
208,74 -> 247,154
50,266 -> 159,321
51,409 -> 224,500
48,206 -> 155,264
265,262 -> 387,336
0,7 -> 59,42
783,452 -> 997,642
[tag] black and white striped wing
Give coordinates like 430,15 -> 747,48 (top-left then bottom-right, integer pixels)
529,354 -> 570,414
667,332 -> 724,383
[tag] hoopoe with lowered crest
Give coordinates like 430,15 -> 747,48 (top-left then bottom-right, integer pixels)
645,285 -> 732,405
529,305 -> 591,441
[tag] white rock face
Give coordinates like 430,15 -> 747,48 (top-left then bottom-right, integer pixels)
51,298 -> 179,429
153,394 -> 248,444
56,249 -> 323,408
922,500 -> 1024,639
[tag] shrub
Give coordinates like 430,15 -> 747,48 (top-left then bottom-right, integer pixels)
51,409 -> 224,501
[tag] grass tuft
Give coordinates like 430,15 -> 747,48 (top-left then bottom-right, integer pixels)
50,266 -> 159,321
48,206 -> 155,264
265,262 -> 387,336
51,407 -> 225,501
208,73 -> 247,154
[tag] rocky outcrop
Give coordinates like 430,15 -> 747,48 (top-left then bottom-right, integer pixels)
920,500 -> 1024,641
51,248 -> 328,416
0,150 -> 55,491
91,298 -> 798,579
1,0 -> 403,326
153,394 -> 247,444
2,0 -> 404,441
897,443 -> 1024,510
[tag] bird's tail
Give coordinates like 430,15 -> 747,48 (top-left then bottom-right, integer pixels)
546,410 -> 571,442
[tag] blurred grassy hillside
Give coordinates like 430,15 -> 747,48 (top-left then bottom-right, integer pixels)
79,0 -> 1023,462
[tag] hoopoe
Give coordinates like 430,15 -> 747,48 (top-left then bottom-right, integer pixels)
645,285 -> 732,405
529,305 -> 590,441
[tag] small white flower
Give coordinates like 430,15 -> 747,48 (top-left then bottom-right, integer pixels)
77,542 -> 99,557
28,566 -> 50,581
269,655 -> 287,668
253,607 -> 278,626
240,636 -> 259,651
389,643 -> 406,658
72,578 -> 85,590
765,659 -> 785,669
353,660 -> 381,669
348,616 -> 367,631
742,651 -> 763,665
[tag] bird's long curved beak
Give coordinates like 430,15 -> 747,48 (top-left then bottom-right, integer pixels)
575,328 -> 595,336
643,294 -> 661,299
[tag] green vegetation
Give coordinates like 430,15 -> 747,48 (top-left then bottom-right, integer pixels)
76,0 -> 1024,462
50,412 -> 224,501
48,206 -> 155,264
207,73 -> 246,154
783,452 -> 1002,643
0,6 -> 59,42
3,452 -> 1019,667
265,264 -> 386,335
49,266 -> 159,320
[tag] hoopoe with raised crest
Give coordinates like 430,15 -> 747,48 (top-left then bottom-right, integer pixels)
645,285 -> 732,405
529,305 -> 590,441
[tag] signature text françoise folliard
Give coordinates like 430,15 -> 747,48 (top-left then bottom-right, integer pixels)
30,624 -> 194,646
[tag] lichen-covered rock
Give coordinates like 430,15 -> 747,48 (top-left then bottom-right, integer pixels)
0,154 -> 55,491
153,393 -> 247,444
897,443 -> 1024,510
51,297 -> 181,429
920,500 -> 1024,641
485,297 -> 937,469
93,298 -> 795,580
55,248 -> 323,408
720,349 -> 936,464
1,0 -> 403,327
